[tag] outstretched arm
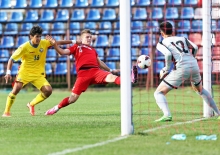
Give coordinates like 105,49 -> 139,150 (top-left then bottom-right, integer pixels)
97,57 -> 120,74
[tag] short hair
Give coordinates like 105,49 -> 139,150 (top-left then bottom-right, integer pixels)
81,29 -> 92,36
29,25 -> 43,36
159,21 -> 173,35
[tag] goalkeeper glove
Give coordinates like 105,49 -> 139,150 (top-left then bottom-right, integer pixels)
159,67 -> 169,80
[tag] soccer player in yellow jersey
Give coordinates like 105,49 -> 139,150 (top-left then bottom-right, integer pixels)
2,25 -> 72,117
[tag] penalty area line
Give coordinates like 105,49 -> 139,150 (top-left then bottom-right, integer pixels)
47,136 -> 128,155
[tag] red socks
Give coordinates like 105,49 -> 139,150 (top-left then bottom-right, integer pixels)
114,77 -> 120,85
58,97 -> 70,109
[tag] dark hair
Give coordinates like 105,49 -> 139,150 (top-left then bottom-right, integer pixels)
81,29 -> 92,36
159,21 -> 173,35
29,25 -> 43,36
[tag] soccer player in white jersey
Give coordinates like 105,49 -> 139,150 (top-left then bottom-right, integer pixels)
154,21 -> 220,122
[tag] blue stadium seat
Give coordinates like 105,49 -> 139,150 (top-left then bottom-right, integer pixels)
131,0 -> 135,6
40,10 -> 54,21
106,48 -> 120,61
0,63 -> 4,75
152,0 -> 166,5
45,0 -> 58,8
131,21 -> 143,33
132,34 -> 140,46
0,0 -> 11,8
0,36 -> 14,48
45,63 -> 52,75
52,35 -> 61,42
176,33 -> 188,38
106,0 -> 119,7
87,9 -> 101,21
24,10 -> 38,22
94,35 -> 109,47
39,23 -> 50,34
54,63 -> 67,75
0,50 -> 9,62
140,48 -> 150,55
4,23 -> 18,35
166,7 -> 179,19
60,0 -> 73,7
138,67 -> 148,74
181,7 -> 194,19
14,0 -> 27,8
105,62 -> 116,70
136,0 -> 150,6
19,23 -> 33,35
131,48 -> 137,61
70,22 -> 80,34
96,48 -> 104,61
84,22 -> 96,33
191,20 -> 202,32
152,8 -> 163,19
194,8 -> 202,19
75,0 -> 89,7
153,61 -> 164,74
11,63 -> 19,76
114,22 -> 120,33
142,35 -> 156,46
46,49 -> 57,62
168,0 -> 181,5
91,0 -> 104,7
99,21 -> 112,34
155,50 -> 165,60
146,21 -> 159,32
58,55 -> 68,62
133,8 -> 147,20
102,9 -> 116,20
111,35 -> 120,47
0,24 -> 2,34
29,0 -> 42,8
16,36 -> 29,48
55,9 -> 69,21
10,11 -> 23,22
0,12 -> 7,22
71,9 -> 85,21
184,0 -> 198,5
212,20 -> 217,32
177,20 -> 191,33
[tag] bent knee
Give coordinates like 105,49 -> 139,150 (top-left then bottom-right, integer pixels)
105,74 -> 118,83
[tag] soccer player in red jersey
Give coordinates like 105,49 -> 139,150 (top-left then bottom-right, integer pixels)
45,29 -> 138,115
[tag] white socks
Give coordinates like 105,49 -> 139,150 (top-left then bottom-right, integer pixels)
154,91 -> 171,117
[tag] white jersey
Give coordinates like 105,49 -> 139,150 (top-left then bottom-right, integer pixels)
156,36 -> 198,70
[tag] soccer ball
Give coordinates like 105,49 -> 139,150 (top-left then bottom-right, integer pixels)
137,55 -> 151,69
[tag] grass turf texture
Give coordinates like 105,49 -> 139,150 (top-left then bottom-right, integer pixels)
0,87 -> 220,155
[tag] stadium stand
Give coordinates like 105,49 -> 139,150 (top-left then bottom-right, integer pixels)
181,7 -> 194,19
133,8 -> 147,20
131,34 -> 141,46
29,0 -> 43,8
131,21 -> 143,33
24,10 -> 39,22
102,8 -> 117,20
4,23 -> 18,35
111,34 -> 120,47
0,12 -> 7,22
40,10 -> 54,21
0,50 -> 9,63
60,0 -> 74,7
106,48 -> 120,61
46,49 -> 57,62
11,63 -> 19,76
55,9 -> 69,21
152,0 -> 166,6
167,0 -> 182,5
10,11 -> 23,22
45,63 -> 53,75
70,22 -> 80,34
20,23 -> 33,35
91,0 -> 104,7
0,36 -> 14,48
45,0 -> 58,8
87,9 -> 101,20
0,63 -> 4,76
14,0 -> 27,8
0,0 -> 11,8
96,48 -> 105,61
54,63 -> 67,75
99,21 -> 112,34
75,0 -> 89,7
71,9 -> 85,21
94,35 -> 109,47
191,20 -> 202,32
166,7 -> 179,19
152,8 -> 163,19
136,0 -> 150,6
16,36 -> 29,48
106,0 -> 119,7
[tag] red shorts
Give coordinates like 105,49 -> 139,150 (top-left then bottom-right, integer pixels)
72,68 -> 111,95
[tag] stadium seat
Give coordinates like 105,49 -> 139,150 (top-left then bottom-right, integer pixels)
212,20 -> 217,32
10,11 -> 23,22
131,21 -> 143,33
16,36 -> 29,48
71,64 -> 77,75
168,0 -> 181,5
45,63 -> 52,75
0,50 -> 9,62
138,67 -> 148,74
4,23 -> 18,35
155,50 -> 165,60
0,36 -> 14,48
87,9 -> 101,20
184,0 -> 198,5
46,49 -> 57,62
70,22 -> 80,34
195,47 -> 203,60
0,0 -> 11,8
91,0 -> 104,7
131,0 -> 135,6
142,35 -> 156,46
132,34 -> 141,46
181,7 -> 194,19
140,48 -> 150,55
71,9 -> 85,21
212,8 -> 220,20
189,33 -> 202,46
39,23 -> 50,34
111,35 -> 120,47
166,7 -> 179,19
212,60 -> 220,73
60,0 -> 74,7
152,8 -> 163,19
55,9 -> 69,21
94,35 -> 109,47
0,63 -> 4,75
58,55 -> 68,62
19,23 -> 33,35
0,12 -> 7,22
177,20 -> 191,33
106,0 -> 119,7
215,33 -> 220,45
152,0 -> 166,5
102,9 -> 116,20
75,0 -> 89,7
194,8 -> 202,19
0,24 -> 2,34
54,63 -> 67,75
212,47 -> 220,59
24,10 -> 38,22
45,0 -> 58,8
131,48 -> 137,61
133,8 -> 147,20
40,10 -> 54,21
176,33 -> 188,38
217,20 -> 220,31
114,22 -> 120,33
96,48 -> 104,60
29,0 -> 42,8
153,61 -> 164,74
84,22 -> 96,33
106,48 -> 120,61
14,0 -> 27,8
11,63 -> 19,76
146,21 -> 159,32
105,62 -> 116,70
136,0 -> 150,6
99,21 -> 112,34
191,20 -> 202,32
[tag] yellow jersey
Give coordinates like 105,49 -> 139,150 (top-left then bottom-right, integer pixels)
11,39 -> 52,77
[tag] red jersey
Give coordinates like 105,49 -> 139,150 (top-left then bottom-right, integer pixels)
68,44 -> 99,72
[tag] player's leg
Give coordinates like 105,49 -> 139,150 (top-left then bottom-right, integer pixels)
2,81 -> 23,117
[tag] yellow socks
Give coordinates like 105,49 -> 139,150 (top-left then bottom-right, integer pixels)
30,93 -> 47,106
4,93 -> 16,113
